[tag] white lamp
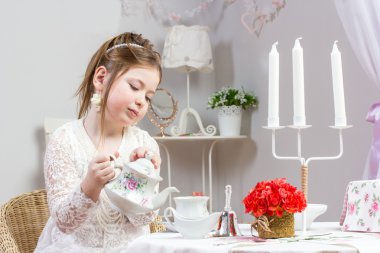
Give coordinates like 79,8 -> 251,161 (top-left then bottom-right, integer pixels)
162,25 -> 217,136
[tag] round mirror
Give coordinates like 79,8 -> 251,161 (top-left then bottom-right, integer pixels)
147,88 -> 178,137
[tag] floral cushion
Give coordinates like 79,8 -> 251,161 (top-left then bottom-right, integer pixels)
340,180 -> 380,232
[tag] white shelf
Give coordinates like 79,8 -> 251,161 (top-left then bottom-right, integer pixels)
154,135 -> 248,211
154,135 -> 247,141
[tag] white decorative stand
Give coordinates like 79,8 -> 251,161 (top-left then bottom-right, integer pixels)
154,135 -> 247,211
171,72 -> 217,136
263,124 -> 352,235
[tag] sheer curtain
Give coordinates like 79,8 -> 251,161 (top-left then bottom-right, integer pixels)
335,0 -> 380,179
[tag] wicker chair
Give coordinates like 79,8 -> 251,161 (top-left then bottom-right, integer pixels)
0,189 -> 165,253
0,189 -> 49,253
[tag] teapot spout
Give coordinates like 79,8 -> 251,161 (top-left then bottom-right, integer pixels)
151,187 -> 180,210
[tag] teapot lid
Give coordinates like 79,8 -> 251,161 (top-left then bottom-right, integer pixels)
128,158 -> 163,182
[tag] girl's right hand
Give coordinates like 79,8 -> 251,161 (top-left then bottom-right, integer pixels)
80,152 -> 119,202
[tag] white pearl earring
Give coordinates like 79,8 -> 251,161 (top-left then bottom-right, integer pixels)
90,93 -> 102,112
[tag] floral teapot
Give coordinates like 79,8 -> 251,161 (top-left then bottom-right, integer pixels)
104,152 -> 179,215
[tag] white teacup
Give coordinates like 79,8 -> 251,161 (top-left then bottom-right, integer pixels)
173,196 -> 209,220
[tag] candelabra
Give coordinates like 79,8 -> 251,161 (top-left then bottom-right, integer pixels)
265,38 -> 350,235
263,124 -> 352,234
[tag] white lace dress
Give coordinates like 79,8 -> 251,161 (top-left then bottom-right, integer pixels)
34,119 -> 160,253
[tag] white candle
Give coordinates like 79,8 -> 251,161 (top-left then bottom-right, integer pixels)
292,37 -> 306,126
268,41 -> 279,127
331,40 -> 347,126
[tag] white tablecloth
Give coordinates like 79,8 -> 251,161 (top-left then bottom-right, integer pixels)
124,222 -> 380,253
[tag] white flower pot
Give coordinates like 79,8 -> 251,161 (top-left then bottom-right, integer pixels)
218,105 -> 242,136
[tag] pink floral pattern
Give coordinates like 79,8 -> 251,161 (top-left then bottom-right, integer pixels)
127,179 -> 138,190
341,180 -> 380,232
348,202 -> 356,215
364,193 -> 369,203
111,172 -> 147,196
372,199 -> 379,212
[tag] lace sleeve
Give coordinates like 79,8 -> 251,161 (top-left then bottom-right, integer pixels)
128,211 -> 156,226
44,127 -> 97,234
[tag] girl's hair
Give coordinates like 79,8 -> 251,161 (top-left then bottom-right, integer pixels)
75,32 -> 162,135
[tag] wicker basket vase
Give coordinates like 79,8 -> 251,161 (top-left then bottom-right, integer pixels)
254,212 -> 295,239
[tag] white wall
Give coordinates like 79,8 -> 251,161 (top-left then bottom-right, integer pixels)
0,0 -> 121,200
1,0 -> 378,224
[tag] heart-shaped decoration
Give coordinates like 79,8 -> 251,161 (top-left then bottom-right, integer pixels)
240,11 -> 265,36
241,0 -> 286,37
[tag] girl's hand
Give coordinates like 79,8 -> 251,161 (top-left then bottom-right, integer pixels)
81,152 -> 119,202
130,147 -> 161,170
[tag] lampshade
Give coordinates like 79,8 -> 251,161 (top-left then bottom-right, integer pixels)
162,25 -> 214,73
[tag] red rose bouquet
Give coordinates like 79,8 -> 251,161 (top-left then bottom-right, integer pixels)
243,178 -> 306,218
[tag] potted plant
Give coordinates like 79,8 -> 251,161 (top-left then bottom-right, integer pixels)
243,178 -> 307,239
207,86 -> 258,136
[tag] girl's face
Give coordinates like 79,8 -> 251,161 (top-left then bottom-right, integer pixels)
105,66 -> 160,127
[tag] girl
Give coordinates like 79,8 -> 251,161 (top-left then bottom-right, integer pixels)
35,32 -> 162,252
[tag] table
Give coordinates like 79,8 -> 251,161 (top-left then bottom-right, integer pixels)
124,222 -> 380,253
154,135 -> 247,210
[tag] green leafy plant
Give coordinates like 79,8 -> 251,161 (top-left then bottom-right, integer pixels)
207,86 -> 258,110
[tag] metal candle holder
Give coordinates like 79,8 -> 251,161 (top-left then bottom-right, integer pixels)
263,124 -> 352,233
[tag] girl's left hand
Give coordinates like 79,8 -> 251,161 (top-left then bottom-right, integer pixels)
130,147 -> 161,169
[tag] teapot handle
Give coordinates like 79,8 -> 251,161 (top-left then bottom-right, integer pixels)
109,154 -> 122,182
164,207 -> 176,231
110,167 -> 122,181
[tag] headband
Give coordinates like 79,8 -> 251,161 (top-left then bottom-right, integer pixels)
106,43 -> 144,53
